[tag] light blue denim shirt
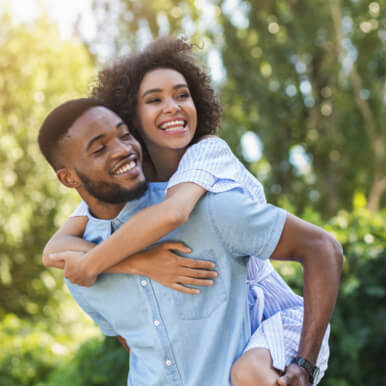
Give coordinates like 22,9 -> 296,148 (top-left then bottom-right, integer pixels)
66,182 -> 286,386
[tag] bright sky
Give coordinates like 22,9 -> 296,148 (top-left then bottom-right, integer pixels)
1,0 -> 95,39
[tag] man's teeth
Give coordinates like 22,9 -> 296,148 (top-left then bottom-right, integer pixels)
115,161 -> 136,175
160,120 -> 185,130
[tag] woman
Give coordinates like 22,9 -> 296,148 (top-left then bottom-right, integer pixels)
44,37 -> 329,385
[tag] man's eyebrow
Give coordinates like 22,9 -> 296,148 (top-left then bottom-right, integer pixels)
86,134 -> 105,151
141,84 -> 188,98
116,121 -> 126,129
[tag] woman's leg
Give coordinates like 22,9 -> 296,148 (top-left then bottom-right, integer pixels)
231,348 -> 281,386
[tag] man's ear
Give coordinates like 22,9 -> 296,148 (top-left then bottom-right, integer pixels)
56,168 -> 81,188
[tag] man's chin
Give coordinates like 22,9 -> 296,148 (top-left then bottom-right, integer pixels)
101,180 -> 148,204
76,168 -> 148,204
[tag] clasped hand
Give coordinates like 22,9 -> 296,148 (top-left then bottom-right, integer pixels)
49,242 -> 218,294
277,363 -> 311,386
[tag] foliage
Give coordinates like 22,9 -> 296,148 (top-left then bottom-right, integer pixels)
0,314 -> 72,386
0,313 -> 127,386
217,0 -> 386,216
0,13 -> 95,320
41,337 -> 129,386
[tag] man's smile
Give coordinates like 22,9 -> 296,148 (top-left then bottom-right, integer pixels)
111,153 -> 140,176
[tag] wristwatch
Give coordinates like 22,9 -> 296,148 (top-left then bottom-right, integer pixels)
291,356 -> 320,384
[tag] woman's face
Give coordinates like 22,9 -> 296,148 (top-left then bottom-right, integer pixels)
136,68 -> 197,154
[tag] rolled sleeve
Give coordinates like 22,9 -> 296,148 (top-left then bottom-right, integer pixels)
208,189 -> 287,259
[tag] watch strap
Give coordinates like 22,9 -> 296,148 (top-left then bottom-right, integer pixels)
291,356 -> 319,383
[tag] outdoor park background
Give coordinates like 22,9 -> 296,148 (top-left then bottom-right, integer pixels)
0,0 -> 385,385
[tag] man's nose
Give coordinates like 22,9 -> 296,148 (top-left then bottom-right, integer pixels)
111,138 -> 132,157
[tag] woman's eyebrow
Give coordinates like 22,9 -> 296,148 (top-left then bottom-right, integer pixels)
141,83 -> 188,98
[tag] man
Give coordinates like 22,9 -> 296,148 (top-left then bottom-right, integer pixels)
38,98 -> 343,386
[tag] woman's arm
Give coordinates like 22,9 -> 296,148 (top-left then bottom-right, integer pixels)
60,182 -> 207,285
54,241 -> 217,293
42,216 -> 94,269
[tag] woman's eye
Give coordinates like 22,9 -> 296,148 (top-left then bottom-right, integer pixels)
121,132 -> 132,140
177,92 -> 190,99
146,97 -> 161,104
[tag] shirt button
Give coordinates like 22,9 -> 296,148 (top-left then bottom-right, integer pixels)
165,360 -> 172,366
154,320 -> 160,326
113,218 -> 120,226
140,280 -> 147,287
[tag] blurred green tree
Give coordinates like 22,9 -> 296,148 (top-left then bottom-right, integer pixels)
0,13 -> 95,319
217,0 -> 385,216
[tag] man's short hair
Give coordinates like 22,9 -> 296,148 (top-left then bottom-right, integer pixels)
38,98 -> 106,171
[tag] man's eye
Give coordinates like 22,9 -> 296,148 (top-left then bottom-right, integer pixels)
93,145 -> 105,154
121,132 -> 132,140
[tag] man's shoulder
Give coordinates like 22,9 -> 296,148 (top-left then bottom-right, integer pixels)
204,188 -> 287,259
201,187 -> 285,231
205,187 -> 269,215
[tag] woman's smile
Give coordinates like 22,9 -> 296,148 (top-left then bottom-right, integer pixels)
137,68 -> 197,153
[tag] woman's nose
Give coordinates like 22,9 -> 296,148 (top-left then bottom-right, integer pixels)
163,98 -> 181,114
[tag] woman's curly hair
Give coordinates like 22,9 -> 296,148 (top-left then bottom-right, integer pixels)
91,37 -> 222,155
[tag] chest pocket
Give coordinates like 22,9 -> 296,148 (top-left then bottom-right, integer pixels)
171,248 -> 228,320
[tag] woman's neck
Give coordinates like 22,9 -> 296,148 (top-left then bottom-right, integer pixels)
145,145 -> 185,182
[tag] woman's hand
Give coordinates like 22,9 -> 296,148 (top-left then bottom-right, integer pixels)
50,250 -> 96,287
113,242 -> 218,294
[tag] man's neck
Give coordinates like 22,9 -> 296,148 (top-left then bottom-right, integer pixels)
78,193 -> 126,220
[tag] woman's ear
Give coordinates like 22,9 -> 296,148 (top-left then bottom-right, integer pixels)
56,168 -> 81,188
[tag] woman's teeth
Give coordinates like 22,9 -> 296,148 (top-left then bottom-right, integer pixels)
160,120 -> 185,131
115,161 -> 136,175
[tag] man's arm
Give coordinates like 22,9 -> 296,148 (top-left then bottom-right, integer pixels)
270,213 -> 343,366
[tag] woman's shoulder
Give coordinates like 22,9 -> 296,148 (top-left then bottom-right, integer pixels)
185,135 -> 231,158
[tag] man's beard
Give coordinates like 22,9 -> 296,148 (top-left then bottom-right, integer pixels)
76,169 -> 148,204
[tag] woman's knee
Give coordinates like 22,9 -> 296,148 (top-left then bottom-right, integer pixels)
231,348 -> 279,386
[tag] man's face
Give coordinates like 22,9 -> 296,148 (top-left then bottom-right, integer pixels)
63,106 -> 146,204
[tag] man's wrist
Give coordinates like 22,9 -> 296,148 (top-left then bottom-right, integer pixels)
291,356 -> 319,384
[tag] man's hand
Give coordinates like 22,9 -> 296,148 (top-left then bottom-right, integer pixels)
50,250 -> 97,287
122,242 -> 218,294
277,363 -> 310,386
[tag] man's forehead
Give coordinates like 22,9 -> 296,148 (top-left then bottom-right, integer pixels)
70,106 -> 121,136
